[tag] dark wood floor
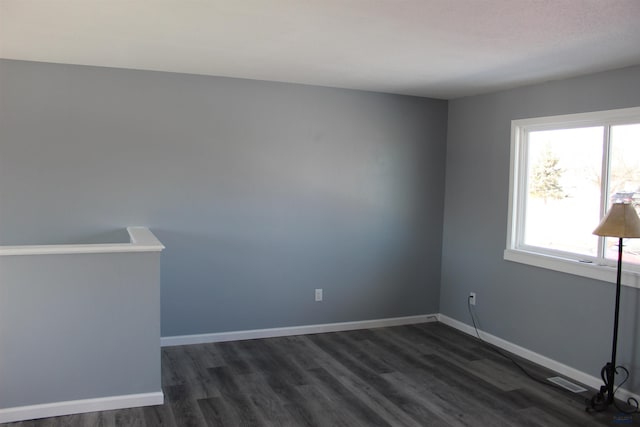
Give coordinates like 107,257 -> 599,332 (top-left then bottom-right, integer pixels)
3,322 -> 639,426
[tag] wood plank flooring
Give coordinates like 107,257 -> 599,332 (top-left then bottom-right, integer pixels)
2,322 -> 639,426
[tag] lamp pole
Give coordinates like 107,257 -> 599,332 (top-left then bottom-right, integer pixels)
607,237 -> 623,405
588,202 -> 640,412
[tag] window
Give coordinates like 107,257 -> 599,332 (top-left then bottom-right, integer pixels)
506,107 -> 640,287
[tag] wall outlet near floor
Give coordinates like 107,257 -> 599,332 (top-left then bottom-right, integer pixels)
315,288 -> 323,302
469,292 -> 476,306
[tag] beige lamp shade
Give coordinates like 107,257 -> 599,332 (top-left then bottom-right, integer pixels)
593,203 -> 640,238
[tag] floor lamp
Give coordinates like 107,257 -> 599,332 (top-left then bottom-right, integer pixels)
589,202 -> 640,411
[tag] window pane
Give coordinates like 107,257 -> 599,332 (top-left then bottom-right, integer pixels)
605,124 -> 640,265
523,127 -> 603,256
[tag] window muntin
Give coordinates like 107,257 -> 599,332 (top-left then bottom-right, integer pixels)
508,107 -> 640,276
605,123 -> 640,264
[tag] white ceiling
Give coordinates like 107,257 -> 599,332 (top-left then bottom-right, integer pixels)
1,0 -> 640,99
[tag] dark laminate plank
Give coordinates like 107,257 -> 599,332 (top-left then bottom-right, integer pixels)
355,333 -> 518,426
230,372 -> 301,427
365,326 -> 603,427
251,372 -> 318,427
59,412 -> 114,427
517,406 -> 595,427
305,332 -> 454,425
240,339 -> 308,387
381,370 -> 504,427
161,347 -> 188,388
51,414 -> 77,427
306,366 -> 392,427
184,373 -> 222,401
181,345 -> 217,379
263,336 -> 321,371
28,419 -> 59,427
294,383 -> 358,427
197,396 -> 241,427
333,370 -> 427,427
217,342 -> 253,375
507,386 -> 611,427
168,398 -> 208,427
165,383 -> 208,427
230,340 -> 319,426
184,369 -> 222,401
112,408 -> 145,427
28,418 -> 58,427
142,403 -> 177,427
184,343 -> 225,371
207,366 -> 265,426
3,322 -> 640,427
405,324 -> 484,362
330,331 -> 396,374
467,357 -> 527,391
290,335 -> 425,427
77,410 -> 116,427
421,353 -> 563,424
370,325 -> 439,359
165,344 -> 223,400
170,347 -> 204,381
307,333 -> 471,426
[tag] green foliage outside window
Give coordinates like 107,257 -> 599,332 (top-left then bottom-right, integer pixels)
529,146 -> 565,203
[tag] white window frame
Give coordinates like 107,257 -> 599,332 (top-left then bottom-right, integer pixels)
505,106 -> 640,289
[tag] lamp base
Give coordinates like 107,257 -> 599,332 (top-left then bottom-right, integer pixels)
588,387 -> 611,412
587,363 -> 615,412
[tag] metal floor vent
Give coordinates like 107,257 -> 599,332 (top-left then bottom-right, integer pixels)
547,376 -> 587,393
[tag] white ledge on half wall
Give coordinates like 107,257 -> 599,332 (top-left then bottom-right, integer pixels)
0,227 -> 165,256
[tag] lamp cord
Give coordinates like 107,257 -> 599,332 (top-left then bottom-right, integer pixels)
466,296 -> 577,394
465,295 -> 640,414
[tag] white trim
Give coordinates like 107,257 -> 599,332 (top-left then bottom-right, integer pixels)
506,106 -> 640,289
8,315 -> 639,423
504,248 -> 640,289
0,226 -> 164,256
438,314 -> 640,405
161,314 -> 439,347
511,106 -> 640,130
126,226 -> 165,250
0,391 -> 163,424
505,120 -> 521,251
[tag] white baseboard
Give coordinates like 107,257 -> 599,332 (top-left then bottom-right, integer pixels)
0,391 -> 164,424
6,314 -> 639,423
438,314 -> 640,404
161,314 -> 439,347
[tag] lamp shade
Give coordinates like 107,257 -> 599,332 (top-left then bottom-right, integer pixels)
593,203 -> 640,238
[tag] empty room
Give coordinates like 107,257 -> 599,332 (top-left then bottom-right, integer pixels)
2,1 -> 640,426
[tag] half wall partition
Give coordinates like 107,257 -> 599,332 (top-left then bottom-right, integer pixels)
0,227 -> 164,423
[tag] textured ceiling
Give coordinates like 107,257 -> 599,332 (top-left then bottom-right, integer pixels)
1,0 -> 640,99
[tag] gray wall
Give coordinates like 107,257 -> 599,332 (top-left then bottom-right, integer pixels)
0,59 -> 448,337
0,251 -> 161,408
441,65 -> 640,392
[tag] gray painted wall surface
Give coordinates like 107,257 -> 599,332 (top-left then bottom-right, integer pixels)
0,59 -> 447,337
0,252 -> 161,408
441,65 -> 640,392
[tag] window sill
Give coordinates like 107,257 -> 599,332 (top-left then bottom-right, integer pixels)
503,249 -> 640,289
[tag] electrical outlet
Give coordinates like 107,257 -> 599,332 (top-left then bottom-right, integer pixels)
315,288 -> 323,302
469,292 -> 476,306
